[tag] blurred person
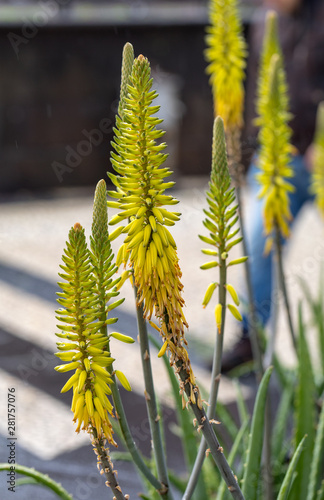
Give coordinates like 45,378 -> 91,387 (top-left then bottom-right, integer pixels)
221,0 -> 324,372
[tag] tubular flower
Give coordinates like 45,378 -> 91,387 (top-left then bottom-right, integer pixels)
200,117 -> 246,321
55,223 -> 117,445
205,0 -> 247,130
310,101 -> 324,217
256,52 -> 295,252
108,54 -> 198,406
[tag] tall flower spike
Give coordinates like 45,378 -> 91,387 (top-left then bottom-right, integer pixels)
55,222 -> 117,446
108,54 -> 198,405
205,0 -> 247,130
91,179 -> 133,393
310,101 -> 324,217
200,116 -> 246,321
256,53 -> 295,253
255,10 -> 289,127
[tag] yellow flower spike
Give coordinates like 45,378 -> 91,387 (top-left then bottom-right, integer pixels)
55,216 -> 120,447
205,0 -> 247,130
215,303 -> 222,333
227,304 -> 242,322
225,283 -> 240,306
255,13 -> 294,250
107,52 -> 198,407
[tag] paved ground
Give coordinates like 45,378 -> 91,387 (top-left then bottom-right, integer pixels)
0,178 -> 323,499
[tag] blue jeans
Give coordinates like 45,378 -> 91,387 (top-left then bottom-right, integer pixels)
241,154 -> 313,334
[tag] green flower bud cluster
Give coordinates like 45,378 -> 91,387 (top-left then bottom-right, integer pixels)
55,180 -> 134,445
200,117 -> 246,323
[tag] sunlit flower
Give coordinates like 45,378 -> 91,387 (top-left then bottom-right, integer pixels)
55,222 -> 116,445
108,54 -> 198,405
205,0 -> 247,130
255,13 -> 295,252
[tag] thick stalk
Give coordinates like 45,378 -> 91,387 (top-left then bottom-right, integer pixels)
97,300 -> 162,491
263,248 -> 281,500
177,358 -> 245,500
92,428 -> 128,500
183,255 -> 227,499
274,223 -> 297,353
134,285 -> 173,500
109,368 -> 162,491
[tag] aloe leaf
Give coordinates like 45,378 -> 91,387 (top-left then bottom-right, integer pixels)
298,275 -> 324,376
233,379 -> 249,426
276,434 -> 307,500
272,353 -> 293,389
290,305 -> 316,499
0,464 -> 73,500
241,366 -> 273,500
307,399 -> 324,500
272,383 -> 294,462
317,480 -> 324,500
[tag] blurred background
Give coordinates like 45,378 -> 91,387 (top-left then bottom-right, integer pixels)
3,1 -> 322,499
0,0 -> 259,196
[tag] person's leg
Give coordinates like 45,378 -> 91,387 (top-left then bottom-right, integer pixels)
222,154 -> 313,372
242,154 -> 313,330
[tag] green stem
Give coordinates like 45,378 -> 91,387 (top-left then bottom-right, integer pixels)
274,222 -> 297,353
263,248 -> 281,500
177,360 -> 245,500
102,326 -> 162,492
264,251 -> 280,367
134,285 -> 173,500
0,464 -> 73,500
183,254 -> 227,500
96,293 -> 162,491
92,429 -> 127,500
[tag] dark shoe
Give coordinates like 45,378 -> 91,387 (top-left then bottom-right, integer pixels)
221,336 -> 253,374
